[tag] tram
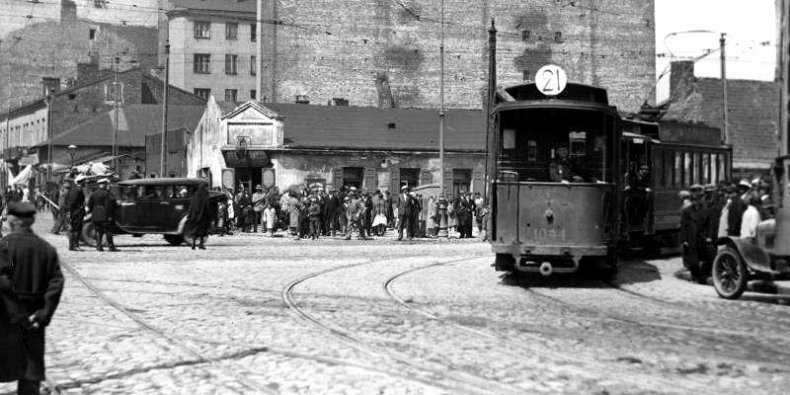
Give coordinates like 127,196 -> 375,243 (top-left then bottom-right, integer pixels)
487,67 -> 732,276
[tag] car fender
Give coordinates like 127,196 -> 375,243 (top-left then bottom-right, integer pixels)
715,236 -> 771,271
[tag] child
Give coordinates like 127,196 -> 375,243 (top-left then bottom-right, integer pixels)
263,204 -> 277,237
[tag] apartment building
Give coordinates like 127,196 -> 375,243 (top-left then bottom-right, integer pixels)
165,0 -> 258,103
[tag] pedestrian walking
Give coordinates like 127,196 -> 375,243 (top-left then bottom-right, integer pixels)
183,184 -> 215,250
4,202 -> 65,395
64,177 -> 86,251
87,178 -> 118,252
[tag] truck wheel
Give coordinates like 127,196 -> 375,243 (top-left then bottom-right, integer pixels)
712,247 -> 748,299
164,234 -> 185,246
80,222 -> 97,247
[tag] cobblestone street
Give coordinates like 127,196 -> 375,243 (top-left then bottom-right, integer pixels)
2,217 -> 789,395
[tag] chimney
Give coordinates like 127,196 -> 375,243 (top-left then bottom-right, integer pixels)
42,77 -> 61,96
669,61 -> 695,102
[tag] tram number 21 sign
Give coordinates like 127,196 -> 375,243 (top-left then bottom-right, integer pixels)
535,65 -> 568,96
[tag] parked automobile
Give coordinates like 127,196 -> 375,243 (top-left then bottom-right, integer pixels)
81,178 -> 224,246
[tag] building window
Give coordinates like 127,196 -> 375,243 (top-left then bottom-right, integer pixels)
225,54 -> 238,75
89,28 -> 96,40
250,90 -> 256,100
250,23 -> 256,42
194,88 -> 211,100
225,23 -> 238,40
104,82 -> 123,104
194,21 -> 211,39
250,56 -> 256,75
225,89 -> 238,102
194,54 -> 211,74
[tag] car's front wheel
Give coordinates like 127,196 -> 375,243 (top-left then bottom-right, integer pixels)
712,246 -> 748,299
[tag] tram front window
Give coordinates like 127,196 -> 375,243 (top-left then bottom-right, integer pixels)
497,108 -> 616,183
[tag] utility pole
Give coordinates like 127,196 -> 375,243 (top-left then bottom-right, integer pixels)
438,0 -> 445,198
112,56 -> 120,174
720,33 -> 729,145
160,42 -> 170,177
484,20 -> 497,204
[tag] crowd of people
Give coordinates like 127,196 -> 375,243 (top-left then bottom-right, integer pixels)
212,184 -> 490,241
679,177 -> 774,284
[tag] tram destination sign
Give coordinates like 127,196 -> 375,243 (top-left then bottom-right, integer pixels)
535,65 -> 568,96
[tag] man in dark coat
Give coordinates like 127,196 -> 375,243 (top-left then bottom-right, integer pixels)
397,186 -> 413,241
87,178 -> 118,252
680,186 -> 713,284
0,238 -> 28,387
63,178 -> 86,251
5,202 -> 65,395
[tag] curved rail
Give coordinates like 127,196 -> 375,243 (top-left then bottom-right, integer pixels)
383,259 -> 717,395
282,255 -> 523,395
58,260 -> 278,395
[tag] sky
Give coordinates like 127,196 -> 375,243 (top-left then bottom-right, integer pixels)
654,0 -> 778,102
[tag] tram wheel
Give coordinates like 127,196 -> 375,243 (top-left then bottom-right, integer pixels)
712,247 -> 748,299
164,234 -> 185,246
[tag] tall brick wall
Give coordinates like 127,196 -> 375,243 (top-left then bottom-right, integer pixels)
259,0 -> 655,112
0,0 -> 160,109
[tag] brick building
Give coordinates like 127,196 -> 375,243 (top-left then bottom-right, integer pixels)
187,97 -> 485,196
664,61 -> 781,176
0,0 -> 162,109
256,0 -> 655,112
162,0 -> 259,102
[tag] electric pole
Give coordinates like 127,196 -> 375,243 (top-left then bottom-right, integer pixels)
438,0 -> 445,198
160,42 -> 170,177
720,33 -> 729,145
112,56 -> 119,173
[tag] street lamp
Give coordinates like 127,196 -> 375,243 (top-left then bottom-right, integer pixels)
67,144 -> 77,168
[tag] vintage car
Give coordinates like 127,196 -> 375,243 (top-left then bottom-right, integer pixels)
82,178 -> 224,246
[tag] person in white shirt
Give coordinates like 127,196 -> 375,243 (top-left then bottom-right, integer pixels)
739,193 -> 762,238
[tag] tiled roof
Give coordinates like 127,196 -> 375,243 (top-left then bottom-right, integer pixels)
262,103 -> 485,151
170,0 -> 256,14
36,104 -> 206,147
664,77 -> 780,167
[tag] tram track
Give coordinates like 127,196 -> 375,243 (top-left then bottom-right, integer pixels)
282,254 -> 525,395
56,259 -> 279,395
383,259 -> 716,395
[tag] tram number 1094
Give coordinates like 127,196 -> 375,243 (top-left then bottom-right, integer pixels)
531,227 -> 567,242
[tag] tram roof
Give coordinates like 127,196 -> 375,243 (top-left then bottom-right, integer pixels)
502,83 -> 609,105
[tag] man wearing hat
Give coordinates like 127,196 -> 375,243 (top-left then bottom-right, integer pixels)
64,176 -> 87,251
4,201 -> 65,395
726,180 -> 751,237
396,185 -> 414,241
87,179 -> 118,252
680,185 -> 713,284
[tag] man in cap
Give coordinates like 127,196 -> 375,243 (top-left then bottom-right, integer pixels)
87,178 -> 118,252
680,185 -> 713,284
4,201 -> 65,395
64,176 -> 86,251
396,185 -> 413,241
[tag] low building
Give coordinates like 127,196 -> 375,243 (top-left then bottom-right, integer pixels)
186,97 -> 486,196
35,104 -> 205,180
664,60 -> 781,177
